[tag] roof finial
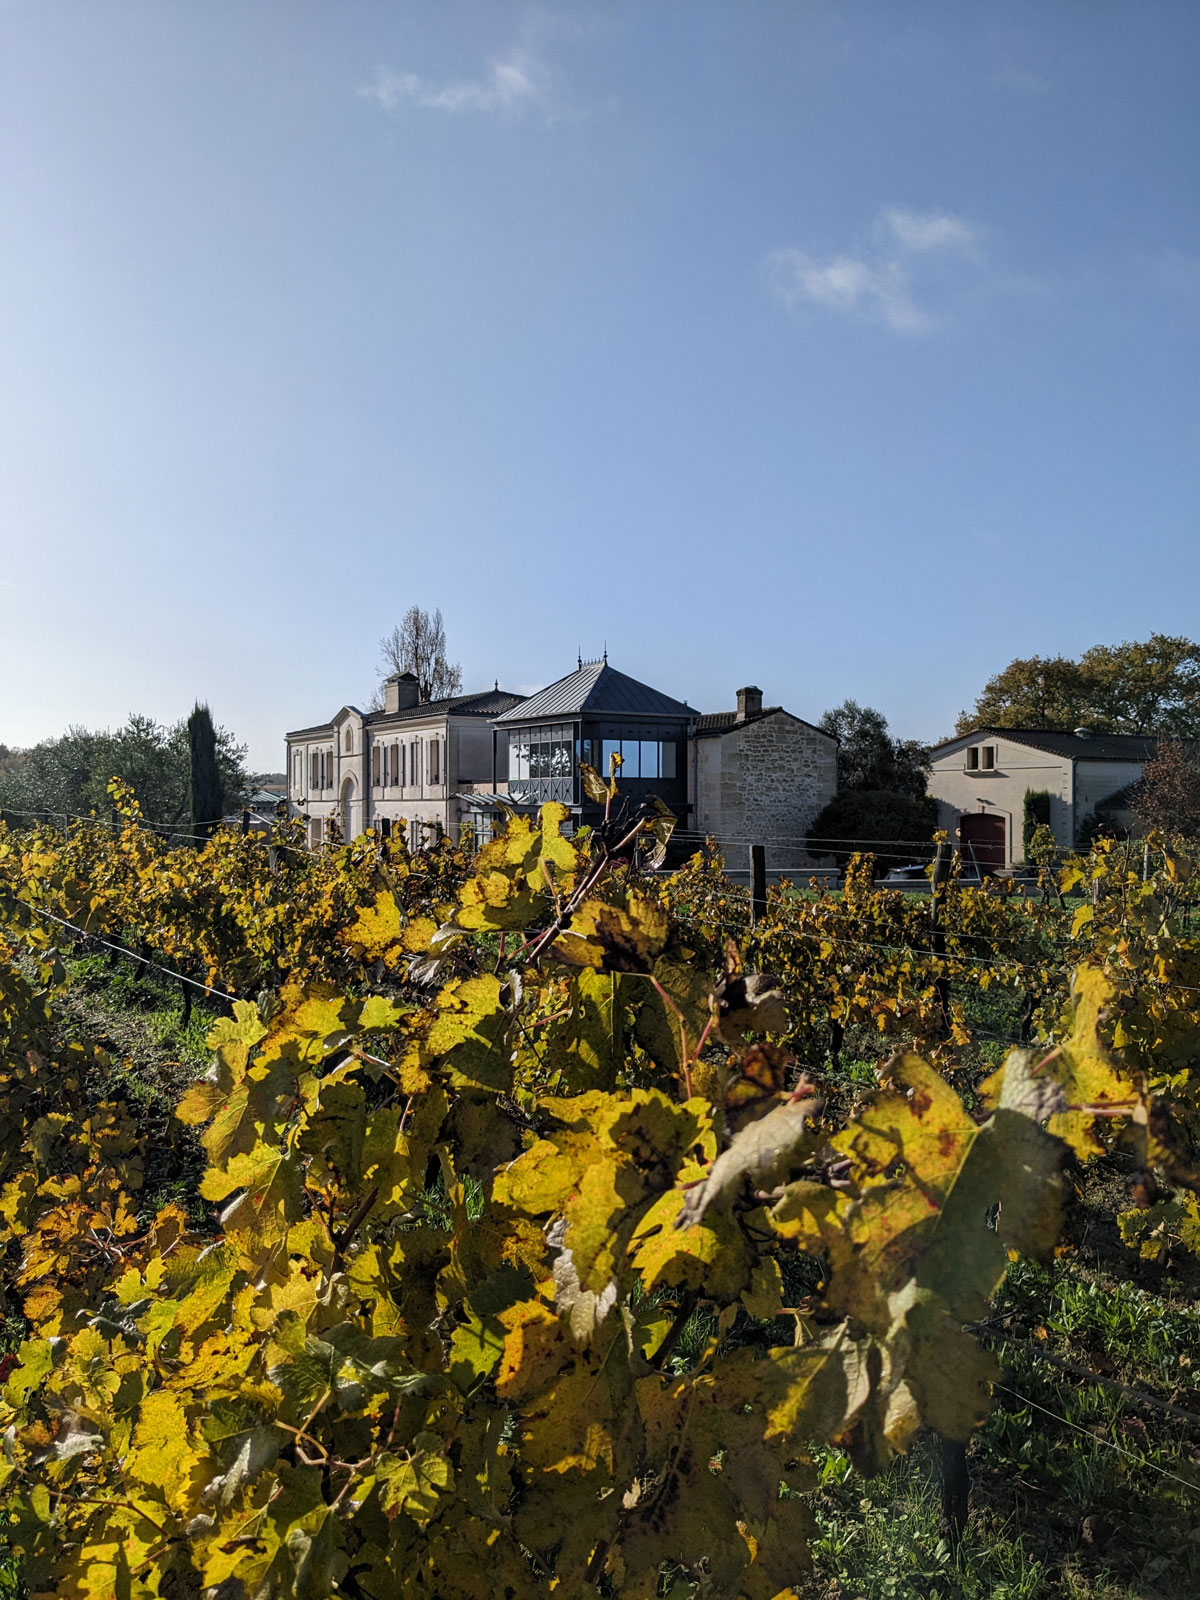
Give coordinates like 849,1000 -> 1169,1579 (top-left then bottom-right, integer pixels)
577,648 -> 582,670
602,641 -> 608,665
494,678 -> 499,691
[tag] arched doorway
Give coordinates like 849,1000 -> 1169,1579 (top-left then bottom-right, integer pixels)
959,811 -> 1006,878
341,775 -> 358,842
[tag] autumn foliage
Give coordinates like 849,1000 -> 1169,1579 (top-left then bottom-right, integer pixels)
1,785 -> 1199,1597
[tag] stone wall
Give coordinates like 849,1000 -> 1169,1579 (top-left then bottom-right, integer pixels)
691,713 -> 837,872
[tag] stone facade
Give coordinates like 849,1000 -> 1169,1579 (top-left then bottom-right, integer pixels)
285,674 -> 524,850
286,670 -> 837,865
689,692 -> 838,873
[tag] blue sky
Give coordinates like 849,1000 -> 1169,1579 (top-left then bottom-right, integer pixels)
1,1 -> 1197,768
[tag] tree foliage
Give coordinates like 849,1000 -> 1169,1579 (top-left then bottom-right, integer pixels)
2,792 -> 1199,1597
188,703 -> 224,840
957,633 -> 1200,736
0,714 -> 247,828
807,790 -> 938,872
818,701 -> 930,799
376,607 -> 463,707
1132,741 -> 1200,839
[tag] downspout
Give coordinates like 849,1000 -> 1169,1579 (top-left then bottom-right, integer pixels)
690,719 -> 698,832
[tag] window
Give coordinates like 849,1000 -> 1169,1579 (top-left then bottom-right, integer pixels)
981,745 -> 996,770
430,738 -> 441,785
597,738 -> 677,782
966,746 -> 979,770
391,742 -> 400,787
321,751 -> 328,790
345,728 -> 353,753
308,818 -> 322,850
310,751 -> 319,790
382,744 -> 390,787
372,744 -> 381,786
398,742 -> 405,787
293,753 -> 302,791
410,740 -> 420,788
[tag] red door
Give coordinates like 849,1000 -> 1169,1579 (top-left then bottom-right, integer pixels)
959,812 -> 1006,877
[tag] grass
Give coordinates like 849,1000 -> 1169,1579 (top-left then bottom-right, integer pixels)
798,1258 -> 1200,1600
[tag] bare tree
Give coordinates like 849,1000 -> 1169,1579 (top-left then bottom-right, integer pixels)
376,606 -> 463,705
1132,741 -> 1200,839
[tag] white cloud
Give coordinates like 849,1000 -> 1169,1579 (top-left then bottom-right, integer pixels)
765,204 -> 988,335
361,50 -> 545,116
878,206 -> 982,258
764,251 -> 929,334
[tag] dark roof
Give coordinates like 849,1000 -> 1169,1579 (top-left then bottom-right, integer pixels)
365,688 -> 524,726
287,688 -> 524,740
934,726 -> 1159,762
692,706 -> 835,740
495,661 -> 692,723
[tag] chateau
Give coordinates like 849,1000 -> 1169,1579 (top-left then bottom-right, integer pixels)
285,658 -> 836,867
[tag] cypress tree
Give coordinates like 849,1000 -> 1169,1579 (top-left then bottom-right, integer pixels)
188,703 -> 223,840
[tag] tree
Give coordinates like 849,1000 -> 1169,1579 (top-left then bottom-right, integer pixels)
374,606 -> 463,706
818,700 -> 930,799
957,634 -> 1200,737
808,788 -> 938,871
1132,742 -> 1200,839
188,704 -> 224,839
1022,790 -> 1052,859
0,715 -> 247,827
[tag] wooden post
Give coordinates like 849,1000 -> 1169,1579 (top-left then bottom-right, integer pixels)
241,808 -> 250,838
940,1435 -> 969,1548
749,844 -> 767,926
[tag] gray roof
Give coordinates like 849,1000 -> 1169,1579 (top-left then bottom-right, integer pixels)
365,688 -> 524,726
495,660 -> 692,723
936,726 -> 1158,762
692,706 -> 835,740
287,688 -> 524,740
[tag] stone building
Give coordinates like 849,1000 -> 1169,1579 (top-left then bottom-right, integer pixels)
689,687 -> 839,872
285,663 -> 836,864
927,726 -> 1157,872
285,671 -> 524,849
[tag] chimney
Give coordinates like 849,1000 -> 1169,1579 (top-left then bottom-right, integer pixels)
385,671 -> 420,714
735,685 -> 763,723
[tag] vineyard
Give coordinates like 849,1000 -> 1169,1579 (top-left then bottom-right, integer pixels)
1,776 -> 1199,1599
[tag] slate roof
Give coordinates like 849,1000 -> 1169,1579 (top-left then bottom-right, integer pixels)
287,689 -> 524,740
692,706 -> 835,739
366,688 -> 524,726
934,727 -> 1159,762
494,661 -> 692,723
